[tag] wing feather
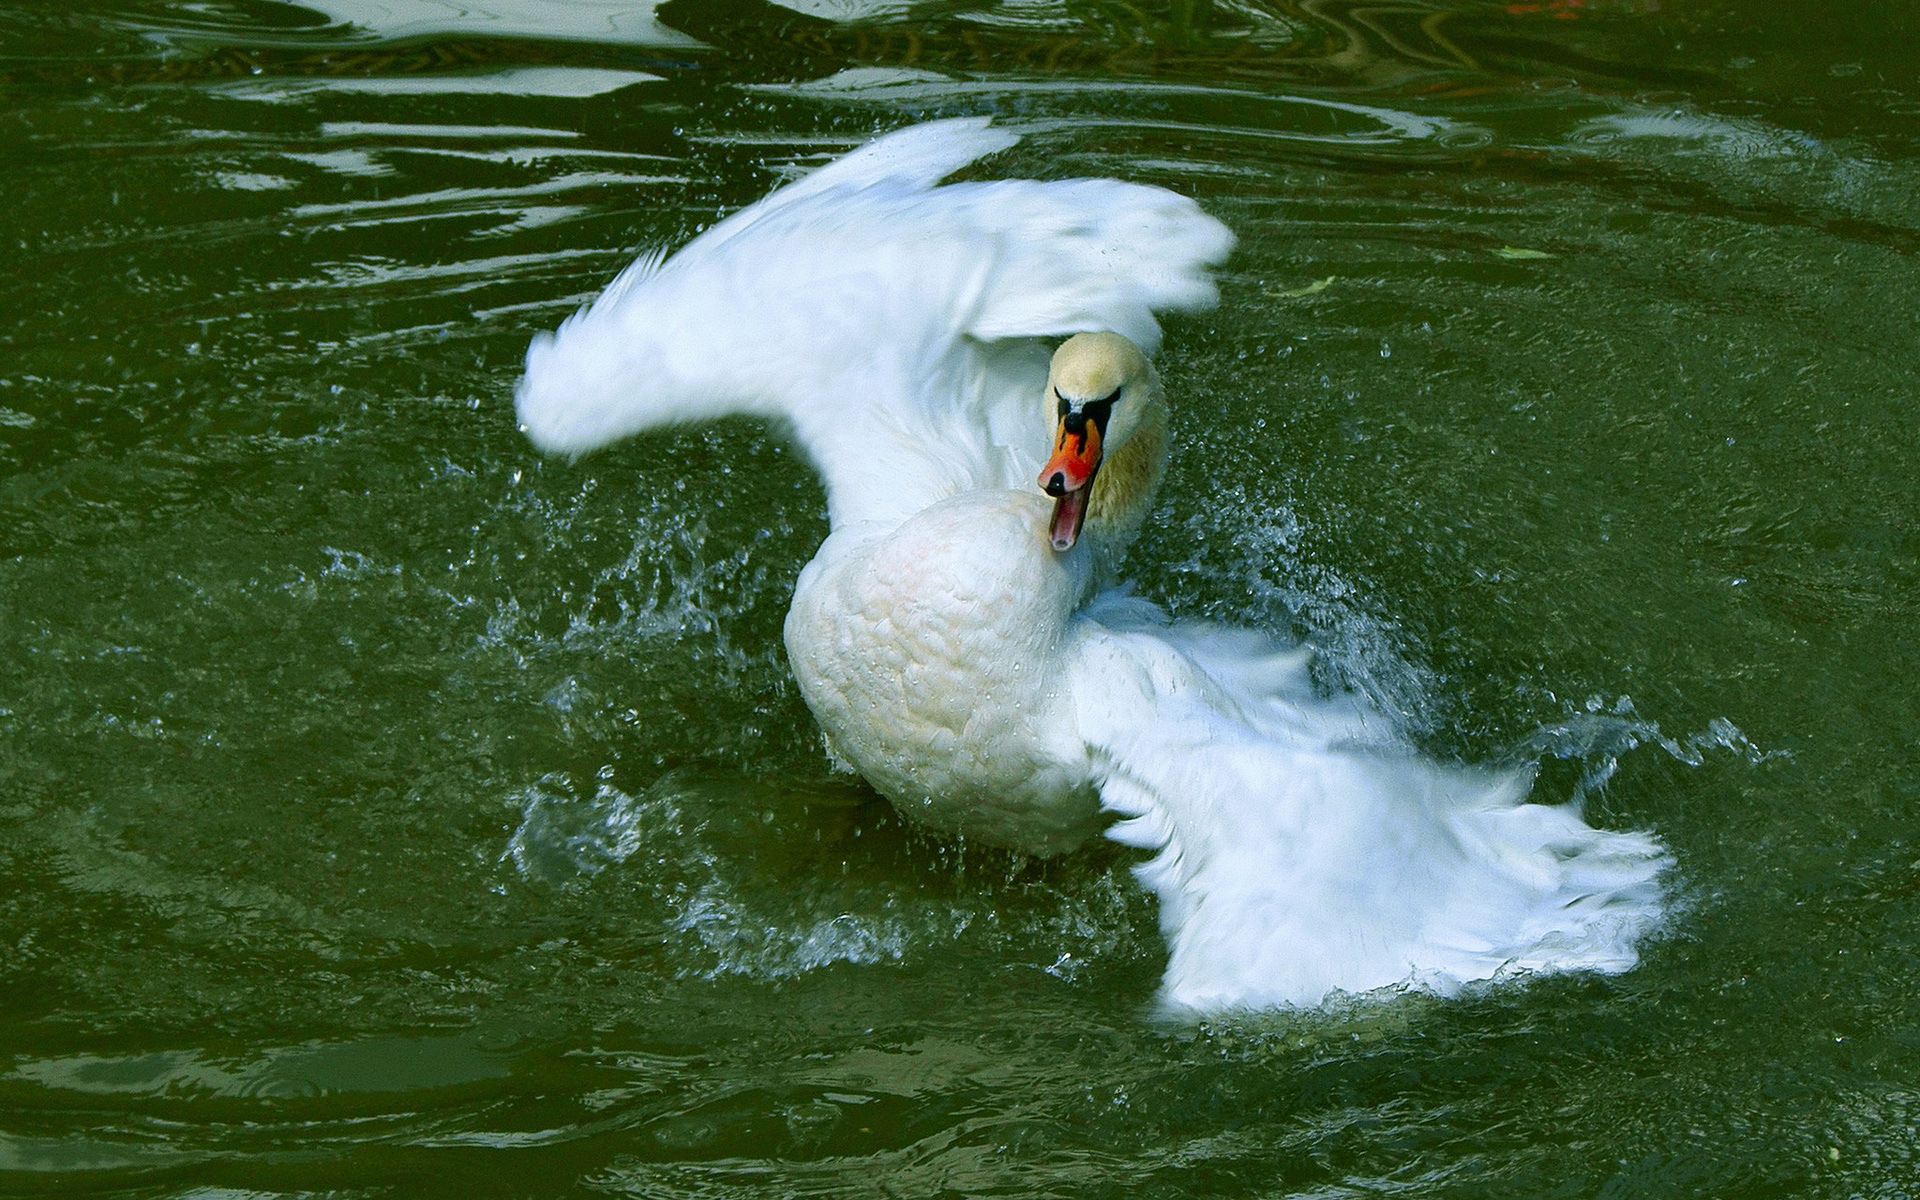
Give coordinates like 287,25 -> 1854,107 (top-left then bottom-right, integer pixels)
515,119 -> 1232,529
1068,601 -> 1672,1011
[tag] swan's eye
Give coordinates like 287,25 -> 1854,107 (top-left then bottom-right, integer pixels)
1055,387 -> 1120,427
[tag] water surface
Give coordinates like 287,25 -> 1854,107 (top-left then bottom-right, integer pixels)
3,1 -> 1918,1195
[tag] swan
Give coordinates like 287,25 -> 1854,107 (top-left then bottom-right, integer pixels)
514,118 -> 1671,1010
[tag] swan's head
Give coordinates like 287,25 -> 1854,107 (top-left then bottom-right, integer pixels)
1038,332 -> 1164,552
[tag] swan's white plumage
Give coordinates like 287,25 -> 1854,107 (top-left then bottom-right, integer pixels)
517,117 -> 1227,531
516,119 -> 1671,1011
1069,596 -> 1667,1008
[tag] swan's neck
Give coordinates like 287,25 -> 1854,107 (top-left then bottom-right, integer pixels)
1083,402 -> 1167,584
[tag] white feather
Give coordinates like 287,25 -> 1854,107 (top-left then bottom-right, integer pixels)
515,117 -> 1231,530
517,118 -> 1670,1011
1069,605 -> 1669,1010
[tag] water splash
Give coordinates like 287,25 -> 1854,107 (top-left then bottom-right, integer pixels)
501,768 -> 1149,983
501,770 -> 682,885
1525,694 -> 1787,809
1164,489 -> 1443,740
670,887 -> 930,978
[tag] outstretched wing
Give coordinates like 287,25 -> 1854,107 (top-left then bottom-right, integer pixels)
1068,597 -> 1672,1011
514,118 -> 1233,530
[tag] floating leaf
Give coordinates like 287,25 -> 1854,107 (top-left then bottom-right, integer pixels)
1494,245 -> 1557,260
1267,274 -> 1337,298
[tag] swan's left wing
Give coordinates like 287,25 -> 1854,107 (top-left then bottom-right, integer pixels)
515,119 -> 1233,530
1068,598 -> 1672,1011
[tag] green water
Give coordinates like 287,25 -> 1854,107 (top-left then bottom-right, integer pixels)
3,1 -> 1918,1195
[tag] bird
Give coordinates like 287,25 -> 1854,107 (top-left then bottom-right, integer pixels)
514,118 -> 1671,1011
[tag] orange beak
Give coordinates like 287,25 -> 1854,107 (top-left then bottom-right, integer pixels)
1039,412 -> 1104,552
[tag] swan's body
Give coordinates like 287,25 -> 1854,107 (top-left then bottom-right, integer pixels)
516,119 -> 1670,1010
788,488 -> 1101,854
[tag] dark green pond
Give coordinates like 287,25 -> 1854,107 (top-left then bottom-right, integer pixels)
4,1 -> 1918,1195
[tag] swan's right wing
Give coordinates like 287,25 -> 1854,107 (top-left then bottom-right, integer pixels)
1068,602 -> 1672,1012
515,119 -> 1233,529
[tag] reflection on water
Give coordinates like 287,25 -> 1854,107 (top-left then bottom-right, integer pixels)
2,0 -> 1918,1196
152,0 -> 701,48
14,1035 -> 514,1099
210,64 -> 666,98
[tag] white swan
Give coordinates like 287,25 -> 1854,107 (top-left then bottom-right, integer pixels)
515,118 -> 1671,1011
